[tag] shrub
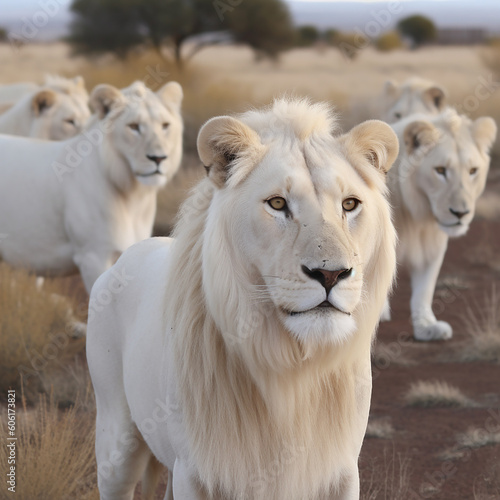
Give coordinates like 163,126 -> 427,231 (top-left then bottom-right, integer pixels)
375,31 -> 403,52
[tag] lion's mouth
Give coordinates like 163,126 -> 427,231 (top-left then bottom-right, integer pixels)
438,220 -> 462,228
284,301 -> 351,316
137,168 -> 164,177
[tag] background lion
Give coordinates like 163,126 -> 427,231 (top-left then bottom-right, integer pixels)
0,75 -> 90,140
385,108 -> 497,341
87,98 -> 399,499
0,80 -> 183,293
382,76 -> 447,123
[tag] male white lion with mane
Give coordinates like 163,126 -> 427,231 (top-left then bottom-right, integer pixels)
384,109 -> 496,340
87,98 -> 399,499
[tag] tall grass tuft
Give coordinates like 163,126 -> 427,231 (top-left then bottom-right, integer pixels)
0,394 -> 98,499
361,447 -> 411,500
458,287 -> 500,363
0,264 -> 86,400
403,380 -> 476,408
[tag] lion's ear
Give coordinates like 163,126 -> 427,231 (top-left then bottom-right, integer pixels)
423,85 -> 446,111
384,80 -> 399,98
344,120 -> 399,174
157,82 -> 183,113
472,116 -> 497,155
197,116 -> 264,188
403,120 -> 440,155
32,89 -> 57,116
89,84 -> 123,119
73,76 -> 86,89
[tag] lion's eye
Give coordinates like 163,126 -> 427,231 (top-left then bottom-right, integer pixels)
267,197 -> 287,211
469,167 -> 478,175
435,166 -> 447,177
342,198 -> 360,212
128,123 -> 140,132
162,122 -> 170,130
65,118 -> 76,126
394,112 -> 402,120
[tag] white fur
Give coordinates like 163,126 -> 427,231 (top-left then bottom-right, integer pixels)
386,109 -> 497,340
87,99 -> 398,499
0,82 -> 38,105
0,75 -> 90,140
382,77 -> 447,123
0,80 -> 183,293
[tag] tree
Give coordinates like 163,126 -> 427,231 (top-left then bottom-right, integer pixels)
397,15 -> 436,48
225,0 -> 295,60
0,27 -> 7,43
68,0 -> 294,66
297,25 -> 319,47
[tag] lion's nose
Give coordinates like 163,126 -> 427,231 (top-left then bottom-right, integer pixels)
146,154 -> 167,166
301,266 -> 352,295
449,208 -> 470,220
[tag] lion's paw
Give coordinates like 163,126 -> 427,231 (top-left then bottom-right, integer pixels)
413,321 -> 453,342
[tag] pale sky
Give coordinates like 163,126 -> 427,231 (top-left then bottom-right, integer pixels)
1,0 -> 499,33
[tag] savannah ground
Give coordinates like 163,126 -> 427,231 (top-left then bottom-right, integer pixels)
0,42 -> 499,499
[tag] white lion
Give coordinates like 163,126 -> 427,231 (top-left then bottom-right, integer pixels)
383,77 -> 447,123
0,80 -> 183,294
0,82 -> 38,105
385,109 -> 497,341
86,99 -> 399,500
0,75 -> 90,140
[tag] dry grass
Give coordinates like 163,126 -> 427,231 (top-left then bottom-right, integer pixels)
0,394 -> 98,499
481,43 -> 500,79
404,380 -> 476,408
457,427 -> 500,449
440,427 -> 500,463
361,447 -> 412,500
365,418 -> 395,440
456,288 -> 500,363
5,43 -> 497,144
77,50 -> 270,153
0,263 -> 86,401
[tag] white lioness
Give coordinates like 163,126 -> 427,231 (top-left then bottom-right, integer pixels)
385,109 -> 497,341
87,99 -> 398,500
0,75 -> 90,139
0,75 -> 86,104
0,82 -> 38,106
383,77 -> 447,123
0,80 -> 183,294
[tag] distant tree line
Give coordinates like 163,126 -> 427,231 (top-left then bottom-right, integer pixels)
68,0 -> 439,66
68,0 -> 295,66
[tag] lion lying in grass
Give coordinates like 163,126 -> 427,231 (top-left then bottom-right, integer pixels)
87,98 -> 398,499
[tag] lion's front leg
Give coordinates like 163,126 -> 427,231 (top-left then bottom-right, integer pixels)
334,466 -> 360,500
409,243 -> 452,341
172,460 -> 208,500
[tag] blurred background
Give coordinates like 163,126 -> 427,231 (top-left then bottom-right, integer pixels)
1,1 -> 500,499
